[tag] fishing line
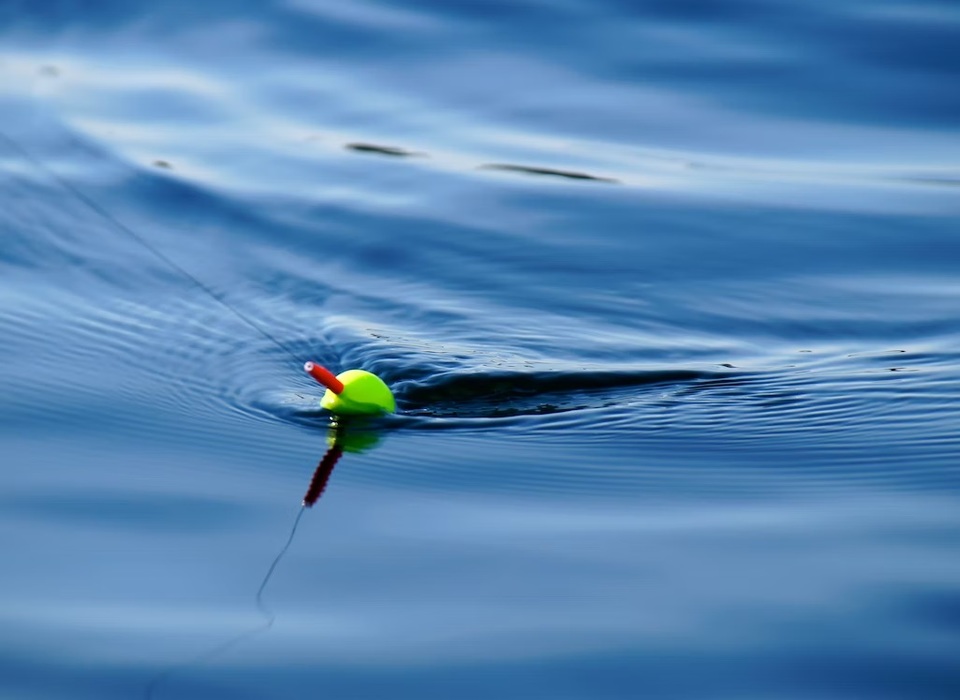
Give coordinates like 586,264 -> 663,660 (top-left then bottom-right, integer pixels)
0,128 -> 303,364
143,505 -> 308,700
144,436 -> 343,699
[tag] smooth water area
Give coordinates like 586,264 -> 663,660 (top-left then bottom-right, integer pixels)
2,1 -> 959,698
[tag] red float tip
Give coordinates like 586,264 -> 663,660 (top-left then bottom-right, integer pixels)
304,362 -> 344,394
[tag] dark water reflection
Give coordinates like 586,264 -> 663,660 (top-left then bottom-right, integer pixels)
2,0 -> 960,698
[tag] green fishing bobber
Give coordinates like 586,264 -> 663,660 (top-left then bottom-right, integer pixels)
304,362 -> 396,416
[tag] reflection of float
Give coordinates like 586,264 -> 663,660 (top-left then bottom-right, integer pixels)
303,421 -> 384,506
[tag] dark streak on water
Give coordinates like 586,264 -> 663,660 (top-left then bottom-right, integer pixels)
2,1 -> 960,699
345,142 -> 422,158
479,163 -> 618,183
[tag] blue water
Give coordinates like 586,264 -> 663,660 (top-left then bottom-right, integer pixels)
2,1 -> 960,698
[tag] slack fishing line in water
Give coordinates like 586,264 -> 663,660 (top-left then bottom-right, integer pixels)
143,426 -> 358,699
0,126 -> 395,416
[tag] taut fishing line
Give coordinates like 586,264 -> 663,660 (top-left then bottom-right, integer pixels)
0,124 -> 399,407
0,127 -> 303,365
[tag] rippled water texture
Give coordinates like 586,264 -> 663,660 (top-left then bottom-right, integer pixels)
2,1 -> 960,698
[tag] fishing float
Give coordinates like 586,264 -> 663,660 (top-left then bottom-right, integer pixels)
303,361 -> 396,415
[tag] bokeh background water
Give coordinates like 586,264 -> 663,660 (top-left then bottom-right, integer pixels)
2,1 -> 960,698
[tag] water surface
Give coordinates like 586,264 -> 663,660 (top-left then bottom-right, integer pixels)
2,1 -> 959,698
